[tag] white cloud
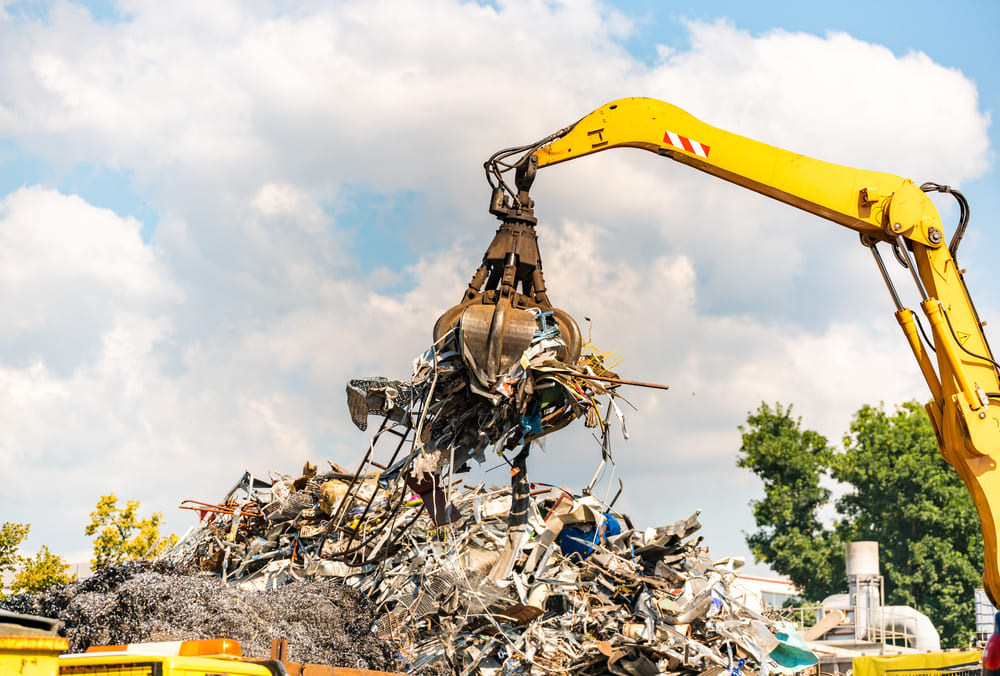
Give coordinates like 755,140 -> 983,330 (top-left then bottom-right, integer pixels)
0,187 -> 180,375
251,183 -> 326,227
0,2 -> 989,570
0,188 -> 178,308
643,21 -> 989,181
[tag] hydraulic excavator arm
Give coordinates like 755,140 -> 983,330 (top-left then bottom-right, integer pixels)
474,97 -> 1000,604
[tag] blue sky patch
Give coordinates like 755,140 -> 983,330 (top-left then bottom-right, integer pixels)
0,143 -> 46,194
2,0 -> 52,22
333,186 -> 430,293
57,162 -> 159,240
0,141 -> 160,240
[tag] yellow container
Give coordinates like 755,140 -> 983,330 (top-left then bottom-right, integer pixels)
59,653 -> 274,676
0,635 -> 69,676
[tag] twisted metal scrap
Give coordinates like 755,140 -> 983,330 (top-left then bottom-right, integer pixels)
161,456 -> 808,676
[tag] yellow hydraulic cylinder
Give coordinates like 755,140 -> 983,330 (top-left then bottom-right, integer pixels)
896,307 -> 942,405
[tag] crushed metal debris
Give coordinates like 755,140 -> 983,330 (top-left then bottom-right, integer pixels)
2,298 -> 814,675
0,560 -> 397,670
156,461 -> 816,676
147,321 -> 815,675
345,316 -> 633,503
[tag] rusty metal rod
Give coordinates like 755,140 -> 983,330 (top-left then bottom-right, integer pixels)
571,372 -> 670,390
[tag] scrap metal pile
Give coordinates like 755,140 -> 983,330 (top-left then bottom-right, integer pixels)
158,197 -> 816,673
157,221 -> 817,673
162,462 -> 817,676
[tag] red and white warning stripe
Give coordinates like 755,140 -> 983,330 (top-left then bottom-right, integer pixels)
662,130 -> 711,158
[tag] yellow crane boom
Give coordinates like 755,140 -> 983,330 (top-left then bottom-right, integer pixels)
499,97 -> 1000,603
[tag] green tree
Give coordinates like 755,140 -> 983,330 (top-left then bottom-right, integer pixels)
0,522 -> 30,576
738,401 -> 983,648
85,494 -> 178,569
9,546 -> 74,595
0,522 -> 31,599
833,402 -> 983,647
737,403 -> 845,600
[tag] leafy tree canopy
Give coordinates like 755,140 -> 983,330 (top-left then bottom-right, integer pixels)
737,403 -> 844,600
0,522 -> 73,598
737,401 -> 983,648
0,522 -> 30,575
85,494 -> 178,569
10,545 -> 74,595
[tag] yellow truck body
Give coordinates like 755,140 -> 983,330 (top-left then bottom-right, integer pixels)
0,635 -> 70,676
63,639 -> 401,676
853,650 -> 982,676
59,652 -> 276,676
2,613 -> 400,676
0,612 -> 69,676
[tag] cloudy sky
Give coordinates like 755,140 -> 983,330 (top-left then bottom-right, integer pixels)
1,0 -> 998,576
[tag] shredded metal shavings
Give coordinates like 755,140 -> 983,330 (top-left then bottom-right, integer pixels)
0,561 -> 397,671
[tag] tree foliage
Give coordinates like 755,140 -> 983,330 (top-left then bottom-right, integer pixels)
85,494 -> 178,569
9,545 -> 74,595
0,522 -> 73,598
738,401 -> 983,648
0,522 -> 30,576
834,402 -> 983,648
737,403 -> 845,600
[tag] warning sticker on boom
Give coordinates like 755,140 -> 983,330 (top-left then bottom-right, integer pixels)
663,130 -> 710,158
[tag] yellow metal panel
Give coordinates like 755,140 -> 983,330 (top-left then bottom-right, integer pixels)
175,666 -> 272,676
59,655 -> 271,676
853,651 -> 980,676
60,664 -> 155,676
0,635 -> 69,676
